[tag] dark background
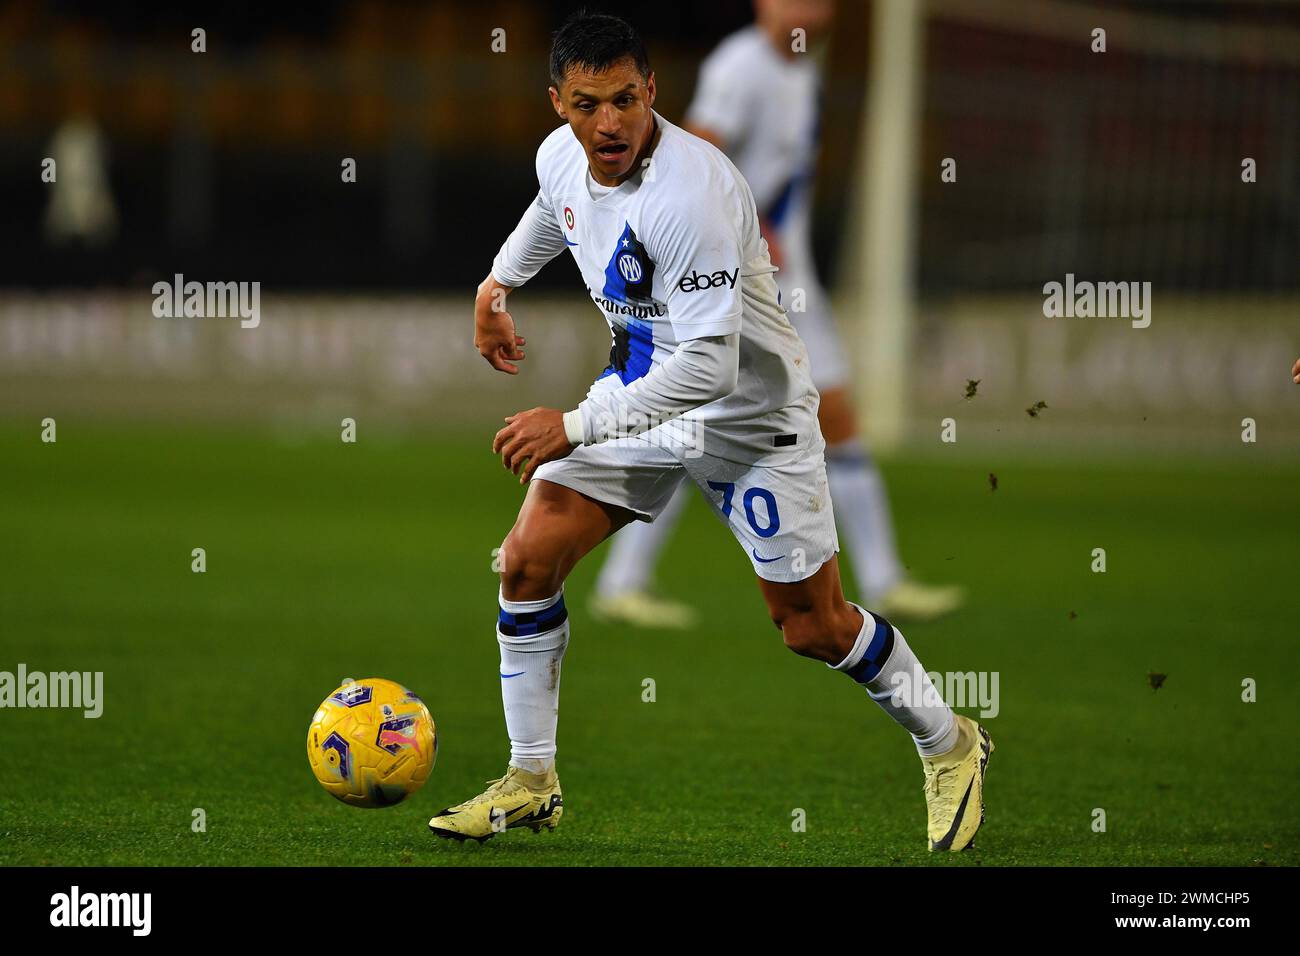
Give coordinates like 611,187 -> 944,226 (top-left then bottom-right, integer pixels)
4,0 -> 1295,293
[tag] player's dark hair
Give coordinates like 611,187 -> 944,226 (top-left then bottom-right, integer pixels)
548,11 -> 650,90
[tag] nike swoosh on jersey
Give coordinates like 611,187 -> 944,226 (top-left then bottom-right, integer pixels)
500,671 -> 525,678
751,549 -> 785,564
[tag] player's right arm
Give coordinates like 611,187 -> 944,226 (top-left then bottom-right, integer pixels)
473,273 -> 526,375
476,189 -> 569,374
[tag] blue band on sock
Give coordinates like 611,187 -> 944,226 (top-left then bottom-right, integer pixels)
845,611 -> 895,684
498,597 -> 568,637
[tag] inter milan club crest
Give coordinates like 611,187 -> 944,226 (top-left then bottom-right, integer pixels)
602,221 -> 655,304
617,252 -> 642,282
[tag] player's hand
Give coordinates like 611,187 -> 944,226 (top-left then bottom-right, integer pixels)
474,274 -> 526,375
493,407 -> 574,484
1293,358 -> 1300,384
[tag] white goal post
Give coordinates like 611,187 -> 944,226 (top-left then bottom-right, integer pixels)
841,0 -> 924,451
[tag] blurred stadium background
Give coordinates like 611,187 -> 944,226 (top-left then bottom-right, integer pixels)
3,0 -> 1296,447
2,0 -> 1298,866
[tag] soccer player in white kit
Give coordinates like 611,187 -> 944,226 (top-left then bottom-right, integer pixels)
427,12 -> 993,852
591,0 -> 963,629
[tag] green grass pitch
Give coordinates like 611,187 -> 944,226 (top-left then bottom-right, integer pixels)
1,423 -> 1296,866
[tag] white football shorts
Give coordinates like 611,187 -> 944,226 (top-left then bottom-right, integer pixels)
533,434 -> 840,584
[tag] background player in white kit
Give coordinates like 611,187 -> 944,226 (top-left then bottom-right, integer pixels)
591,0 -> 963,629
426,11 -> 992,852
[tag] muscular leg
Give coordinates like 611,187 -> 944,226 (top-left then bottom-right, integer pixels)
494,479 -> 634,772
500,478 -> 635,601
758,555 -> 958,756
757,553 -> 862,664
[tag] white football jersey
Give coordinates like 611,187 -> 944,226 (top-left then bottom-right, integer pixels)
492,111 -> 818,464
686,25 -> 820,258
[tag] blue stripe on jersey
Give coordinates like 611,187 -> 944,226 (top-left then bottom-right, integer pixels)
599,221 -> 656,385
597,318 -> 654,386
626,319 -> 654,381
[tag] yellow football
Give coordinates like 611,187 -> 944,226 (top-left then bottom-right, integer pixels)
306,678 -> 437,808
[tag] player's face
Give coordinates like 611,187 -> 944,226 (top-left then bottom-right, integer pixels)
549,59 -> 657,187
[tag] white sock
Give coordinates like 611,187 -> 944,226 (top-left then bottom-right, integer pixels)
825,439 -> 904,601
830,603 -> 958,756
594,481 -> 691,598
497,586 -> 569,774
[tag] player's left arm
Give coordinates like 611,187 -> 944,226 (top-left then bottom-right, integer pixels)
493,185 -> 747,483
549,181 -> 748,446
683,46 -> 792,264
684,122 -> 785,267
494,334 -> 740,483
1293,357 -> 1299,384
